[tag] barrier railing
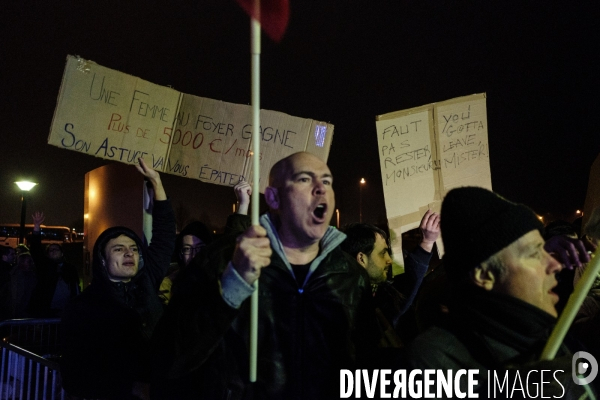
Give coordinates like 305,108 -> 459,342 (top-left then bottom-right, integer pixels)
0,319 -> 61,358
0,319 -> 65,399
0,341 -> 65,400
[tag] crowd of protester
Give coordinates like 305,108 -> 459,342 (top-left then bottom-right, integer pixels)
1,153 -> 599,399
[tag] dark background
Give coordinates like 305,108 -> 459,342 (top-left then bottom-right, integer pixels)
1,1 -> 598,232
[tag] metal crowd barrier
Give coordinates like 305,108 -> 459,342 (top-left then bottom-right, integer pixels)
0,319 -> 65,400
0,319 -> 61,358
0,342 -> 65,400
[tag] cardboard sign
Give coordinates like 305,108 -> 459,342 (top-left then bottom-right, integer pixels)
376,93 -> 492,265
583,153 -> 600,233
49,55 -> 334,192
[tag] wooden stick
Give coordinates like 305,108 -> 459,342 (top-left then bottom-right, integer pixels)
249,0 -> 261,382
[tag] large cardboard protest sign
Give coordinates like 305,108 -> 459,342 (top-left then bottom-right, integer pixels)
375,93 -> 492,265
49,56 -> 334,192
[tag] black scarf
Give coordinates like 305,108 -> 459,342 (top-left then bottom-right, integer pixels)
448,286 -> 557,366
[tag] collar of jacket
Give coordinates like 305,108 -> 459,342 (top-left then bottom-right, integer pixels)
449,286 -> 556,355
107,279 -> 137,306
260,213 -> 347,288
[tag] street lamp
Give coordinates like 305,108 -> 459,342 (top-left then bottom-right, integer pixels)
15,181 -> 37,244
359,178 -> 366,223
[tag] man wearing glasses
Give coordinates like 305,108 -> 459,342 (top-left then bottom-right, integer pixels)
180,232 -> 207,264
159,221 -> 213,305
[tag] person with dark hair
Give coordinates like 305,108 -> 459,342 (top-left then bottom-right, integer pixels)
60,158 -> 175,400
159,220 -> 213,305
150,151 -> 379,399
341,223 -> 392,285
405,186 -> 593,397
177,221 -> 213,267
0,245 -> 15,320
159,180 -> 251,305
340,210 -> 439,346
26,211 -> 80,317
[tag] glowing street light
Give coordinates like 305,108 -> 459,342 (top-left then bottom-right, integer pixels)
15,181 -> 37,191
15,181 -> 38,244
359,178 -> 366,223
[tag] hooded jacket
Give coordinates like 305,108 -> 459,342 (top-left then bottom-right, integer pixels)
60,199 -> 175,399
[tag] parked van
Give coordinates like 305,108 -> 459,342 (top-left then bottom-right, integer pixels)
0,224 -> 74,248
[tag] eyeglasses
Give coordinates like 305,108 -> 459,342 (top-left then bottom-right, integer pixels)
181,244 -> 205,255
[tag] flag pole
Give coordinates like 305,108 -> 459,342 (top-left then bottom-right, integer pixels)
249,0 -> 261,383
540,246 -> 600,360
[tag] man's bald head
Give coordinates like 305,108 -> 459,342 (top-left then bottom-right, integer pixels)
265,152 -> 335,247
269,152 -> 325,188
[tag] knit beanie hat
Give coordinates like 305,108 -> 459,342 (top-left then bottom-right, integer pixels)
441,186 -> 543,274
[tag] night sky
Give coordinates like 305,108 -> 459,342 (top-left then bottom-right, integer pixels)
1,1 -> 598,232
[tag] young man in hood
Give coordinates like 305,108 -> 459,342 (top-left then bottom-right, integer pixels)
61,158 -> 175,399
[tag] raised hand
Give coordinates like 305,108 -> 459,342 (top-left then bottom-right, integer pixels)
31,211 -> 45,232
136,157 -> 166,201
420,209 -> 440,253
544,235 -> 590,270
234,180 -> 252,215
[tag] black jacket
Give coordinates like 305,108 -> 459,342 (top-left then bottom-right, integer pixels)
406,286 -> 593,399
60,199 -> 175,398
151,213 -> 380,400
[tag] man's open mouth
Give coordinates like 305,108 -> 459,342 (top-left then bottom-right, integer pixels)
313,204 -> 327,220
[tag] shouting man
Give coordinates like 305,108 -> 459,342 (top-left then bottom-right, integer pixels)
151,152 -> 379,399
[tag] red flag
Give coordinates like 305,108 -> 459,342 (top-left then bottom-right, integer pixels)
235,0 -> 290,42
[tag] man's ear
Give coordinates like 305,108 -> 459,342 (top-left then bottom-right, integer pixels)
355,252 -> 368,268
470,266 -> 496,291
264,186 -> 280,210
